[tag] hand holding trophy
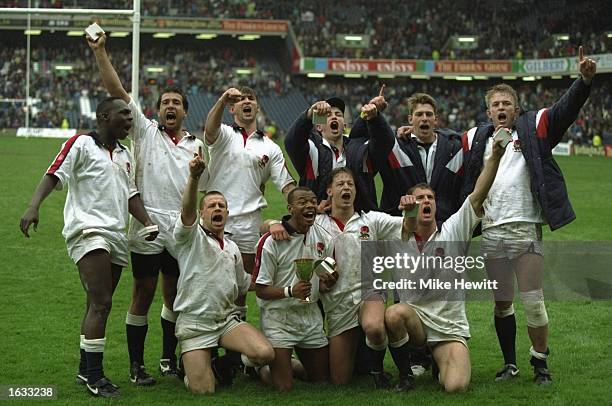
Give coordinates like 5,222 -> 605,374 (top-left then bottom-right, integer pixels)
294,258 -> 314,302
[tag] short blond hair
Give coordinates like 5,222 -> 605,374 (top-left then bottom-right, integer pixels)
485,84 -> 518,108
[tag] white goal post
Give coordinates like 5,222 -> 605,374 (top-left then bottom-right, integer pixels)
0,1 -> 141,128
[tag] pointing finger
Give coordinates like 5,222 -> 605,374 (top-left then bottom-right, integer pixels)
379,84 -> 386,97
579,46 -> 584,62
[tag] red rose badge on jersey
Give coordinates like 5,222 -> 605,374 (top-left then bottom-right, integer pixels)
316,242 -> 325,257
360,225 -> 370,240
258,154 -> 270,169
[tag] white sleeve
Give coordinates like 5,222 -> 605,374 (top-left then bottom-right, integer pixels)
370,211 -> 403,240
270,144 -> 295,192
235,248 -> 250,296
46,136 -> 82,190
440,198 -> 482,241
255,239 -> 276,286
126,149 -> 139,198
207,123 -> 232,150
172,213 -> 198,245
128,97 -> 156,143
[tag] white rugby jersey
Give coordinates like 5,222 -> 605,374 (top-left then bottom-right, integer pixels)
254,223 -> 329,310
128,97 -> 206,212
205,123 -> 294,217
481,130 -> 543,229
173,216 -> 250,320
315,211 -> 403,314
397,198 -> 481,338
46,132 -> 138,242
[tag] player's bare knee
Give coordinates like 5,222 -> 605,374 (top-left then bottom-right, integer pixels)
90,298 -> 112,319
362,320 -> 386,344
188,379 -> 215,395
444,379 -> 469,394
494,301 -> 513,311
384,304 -> 407,329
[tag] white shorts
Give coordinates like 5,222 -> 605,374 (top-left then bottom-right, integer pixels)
67,229 -> 128,267
481,222 -> 543,260
225,210 -> 262,254
128,208 -> 180,257
260,305 -> 328,349
324,294 -> 361,338
176,312 -> 244,354
422,323 -> 468,348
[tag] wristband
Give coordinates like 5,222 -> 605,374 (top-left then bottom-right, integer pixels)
288,286 -> 294,297
269,220 -> 282,226
284,286 -> 291,298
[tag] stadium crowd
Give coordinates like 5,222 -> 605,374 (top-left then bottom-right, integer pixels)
2,40 -> 609,145
1,0 -> 610,59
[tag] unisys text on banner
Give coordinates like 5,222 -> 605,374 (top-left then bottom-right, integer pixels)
328,59 -> 417,73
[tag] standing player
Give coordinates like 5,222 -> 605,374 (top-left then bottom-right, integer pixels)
204,86 -> 296,277
315,167 -> 413,388
87,33 -> 205,383
384,136 -> 505,393
254,187 -> 336,391
172,151 -> 274,394
285,88 -> 394,212
461,46 -> 597,385
380,93 -> 463,221
20,97 -> 159,398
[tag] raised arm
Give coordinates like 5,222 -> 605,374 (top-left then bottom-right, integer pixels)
86,33 -> 129,103
284,102 -> 325,177
19,174 -> 59,238
181,147 -> 206,226
398,194 -> 418,241
468,135 -> 504,215
204,88 -> 241,145
542,46 -> 596,148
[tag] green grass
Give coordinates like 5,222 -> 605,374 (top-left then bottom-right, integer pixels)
0,136 -> 611,405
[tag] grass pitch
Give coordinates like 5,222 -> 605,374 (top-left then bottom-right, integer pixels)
0,136 -> 610,405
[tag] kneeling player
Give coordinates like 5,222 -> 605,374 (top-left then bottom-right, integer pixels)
254,187 -> 337,391
385,136 -> 505,393
173,152 -> 274,394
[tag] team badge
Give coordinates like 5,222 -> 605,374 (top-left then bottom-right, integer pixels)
513,139 -> 522,152
359,225 -> 370,240
316,242 -> 325,257
258,154 -> 270,169
435,247 -> 445,256
126,162 -> 131,175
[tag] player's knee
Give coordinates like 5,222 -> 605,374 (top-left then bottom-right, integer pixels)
519,290 -> 548,328
385,304 -> 407,330
248,342 -> 275,366
444,378 -> 469,393
187,378 -> 215,394
273,378 -> 293,392
362,319 -> 386,344
90,298 -> 112,319
494,303 -> 515,318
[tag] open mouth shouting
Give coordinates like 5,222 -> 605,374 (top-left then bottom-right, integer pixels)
329,120 -> 340,133
340,191 -> 352,202
497,112 -> 508,125
303,209 -> 316,224
165,111 -> 177,126
421,204 -> 433,219
419,123 -> 430,131
211,213 -> 224,226
242,105 -> 253,115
